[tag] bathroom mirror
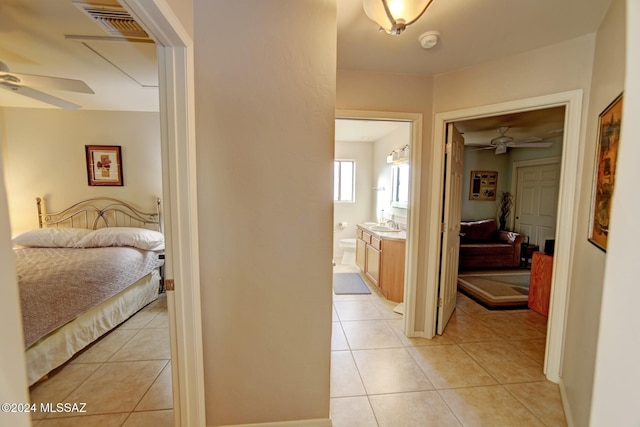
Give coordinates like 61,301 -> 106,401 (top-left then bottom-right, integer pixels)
391,163 -> 409,209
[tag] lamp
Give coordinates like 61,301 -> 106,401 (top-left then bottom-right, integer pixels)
363,0 -> 435,35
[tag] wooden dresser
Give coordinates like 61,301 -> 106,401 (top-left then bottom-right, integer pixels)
528,252 -> 553,316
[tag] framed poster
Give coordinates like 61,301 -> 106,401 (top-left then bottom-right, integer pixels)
469,170 -> 498,201
588,93 -> 623,251
85,145 -> 123,186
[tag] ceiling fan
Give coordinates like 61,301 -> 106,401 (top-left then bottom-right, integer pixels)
0,61 -> 94,109
470,126 -> 553,155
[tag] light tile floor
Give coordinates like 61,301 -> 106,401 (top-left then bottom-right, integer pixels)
29,294 -> 173,427
30,270 -> 566,426
331,264 -> 567,427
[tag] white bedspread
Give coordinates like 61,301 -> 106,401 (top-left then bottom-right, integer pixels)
15,247 -> 164,348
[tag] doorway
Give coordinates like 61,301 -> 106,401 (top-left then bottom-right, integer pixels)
336,110 -> 423,336
425,90 -> 584,382
333,118 -> 412,273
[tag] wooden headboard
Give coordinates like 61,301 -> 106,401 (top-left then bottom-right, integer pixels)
36,197 -> 162,232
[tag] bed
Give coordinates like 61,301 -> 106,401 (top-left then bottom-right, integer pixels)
14,197 -> 165,386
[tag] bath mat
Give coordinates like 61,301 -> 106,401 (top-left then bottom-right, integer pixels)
333,273 -> 371,295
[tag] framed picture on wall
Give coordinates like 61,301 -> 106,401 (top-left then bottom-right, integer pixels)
469,170 -> 498,201
85,145 -> 123,186
588,93 -> 623,252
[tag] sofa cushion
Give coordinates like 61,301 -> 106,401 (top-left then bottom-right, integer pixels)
459,243 -> 514,256
460,219 -> 497,243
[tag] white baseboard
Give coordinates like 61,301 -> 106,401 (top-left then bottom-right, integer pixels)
215,418 -> 332,427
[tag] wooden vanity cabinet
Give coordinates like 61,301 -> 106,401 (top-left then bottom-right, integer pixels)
356,226 -> 405,302
356,228 -> 367,271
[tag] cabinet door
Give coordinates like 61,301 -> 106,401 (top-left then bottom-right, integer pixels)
528,252 -> 553,316
365,245 -> 381,288
356,238 -> 366,271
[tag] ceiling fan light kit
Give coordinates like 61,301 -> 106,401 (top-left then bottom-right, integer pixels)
470,126 -> 553,155
363,0 -> 435,35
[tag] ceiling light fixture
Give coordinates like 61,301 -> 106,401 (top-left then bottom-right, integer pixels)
363,0 -> 435,35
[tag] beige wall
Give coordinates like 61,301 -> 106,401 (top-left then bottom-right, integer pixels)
433,34 -> 596,112
194,1 -> 335,425
1,108 -> 162,236
591,1 -> 640,423
563,0 -> 626,425
372,124 -> 412,225
0,125 -> 30,426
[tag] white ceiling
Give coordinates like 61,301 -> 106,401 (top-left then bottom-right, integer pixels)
0,0 -> 158,111
336,119 -> 408,142
0,0 -> 610,138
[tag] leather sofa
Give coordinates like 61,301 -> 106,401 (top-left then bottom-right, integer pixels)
458,219 -> 524,270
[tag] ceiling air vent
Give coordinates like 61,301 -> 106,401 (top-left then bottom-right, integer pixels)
73,2 -> 149,39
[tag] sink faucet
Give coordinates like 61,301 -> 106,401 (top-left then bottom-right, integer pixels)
385,219 -> 400,230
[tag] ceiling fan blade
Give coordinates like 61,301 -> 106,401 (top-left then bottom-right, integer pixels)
510,142 -> 553,148
512,136 -> 543,144
466,145 -> 495,151
0,71 -> 94,94
0,83 -> 82,109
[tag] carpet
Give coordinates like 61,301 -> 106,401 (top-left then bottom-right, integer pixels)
333,273 -> 371,295
457,270 -> 530,310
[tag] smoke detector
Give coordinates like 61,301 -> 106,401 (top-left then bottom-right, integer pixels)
418,31 -> 440,49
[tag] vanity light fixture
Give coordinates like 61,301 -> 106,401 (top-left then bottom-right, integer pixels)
363,0 -> 435,35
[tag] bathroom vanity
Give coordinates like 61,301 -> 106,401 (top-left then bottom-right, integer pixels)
355,224 -> 406,302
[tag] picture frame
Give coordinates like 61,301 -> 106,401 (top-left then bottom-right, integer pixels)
588,93 -> 623,252
469,170 -> 498,201
85,145 -> 123,186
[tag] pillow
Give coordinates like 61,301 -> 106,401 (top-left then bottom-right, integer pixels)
12,228 -> 93,248
77,227 -> 164,251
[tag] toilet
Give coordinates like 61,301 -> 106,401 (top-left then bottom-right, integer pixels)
339,238 -> 357,265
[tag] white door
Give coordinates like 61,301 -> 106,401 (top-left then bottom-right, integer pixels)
437,124 -> 465,335
514,162 -> 561,249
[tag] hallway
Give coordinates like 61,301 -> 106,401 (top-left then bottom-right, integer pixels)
330,267 -> 566,426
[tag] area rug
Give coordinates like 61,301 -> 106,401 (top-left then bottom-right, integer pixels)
457,270 -> 530,310
333,273 -> 371,295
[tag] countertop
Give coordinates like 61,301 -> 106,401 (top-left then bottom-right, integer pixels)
357,223 -> 407,241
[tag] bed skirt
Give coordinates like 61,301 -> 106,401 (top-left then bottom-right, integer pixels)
26,270 -> 161,386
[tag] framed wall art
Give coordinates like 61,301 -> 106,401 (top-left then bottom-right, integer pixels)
85,145 -> 123,186
588,93 -> 623,252
469,170 -> 498,201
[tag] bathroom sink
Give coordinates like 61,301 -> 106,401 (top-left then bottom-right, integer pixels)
369,225 -> 401,232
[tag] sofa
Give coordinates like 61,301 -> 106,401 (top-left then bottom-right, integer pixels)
458,219 -> 524,270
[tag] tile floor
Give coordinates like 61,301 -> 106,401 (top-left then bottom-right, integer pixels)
29,293 -> 173,427
331,264 -> 567,427
29,269 -> 566,426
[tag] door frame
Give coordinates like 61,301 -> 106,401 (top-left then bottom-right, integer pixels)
425,90 -> 584,382
510,156 -> 562,233
335,110 -> 423,337
121,1 -> 206,425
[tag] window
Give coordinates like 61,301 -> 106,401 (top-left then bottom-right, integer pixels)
334,160 -> 355,202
